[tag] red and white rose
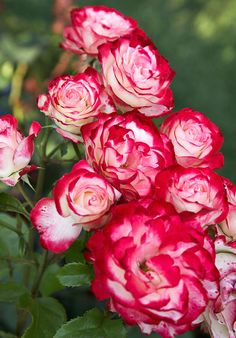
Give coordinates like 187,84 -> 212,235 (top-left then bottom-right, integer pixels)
0,114 -> 41,186
37,67 -> 115,143
161,108 -> 224,169
87,199 -> 219,338
61,6 -> 137,56
203,237 -> 236,338
53,160 -> 121,228
99,33 -> 175,117
220,178 -> 236,239
81,111 -> 175,201
155,166 -> 228,226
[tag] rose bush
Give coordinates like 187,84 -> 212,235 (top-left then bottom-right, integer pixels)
37,67 -> 115,143
61,5 -> 137,55
99,33 -> 175,117
0,114 -> 41,186
160,108 -> 224,169
155,166 -> 228,226
82,111 -> 175,200
1,4 -> 236,338
87,199 -> 219,338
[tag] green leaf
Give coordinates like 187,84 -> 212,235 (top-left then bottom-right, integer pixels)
21,297 -> 66,338
0,193 -> 29,219
0,213 -> 28,257
64,234 -> 88,264
57,262 -> 94,287
54,308 -> 127,338
39,264 -> 64,296
0,281 -> 29,303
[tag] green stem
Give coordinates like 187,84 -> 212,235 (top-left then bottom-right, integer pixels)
46,141 -> 69,159
0,256 -> 35,265
0,220 -> 22,236
17,182 -> 34,209
34,127 -> 51,202
72,143 -> 82,160
31,250 -> 49,297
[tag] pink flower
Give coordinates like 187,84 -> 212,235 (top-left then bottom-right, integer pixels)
87,199 -> 219,338
37,67 -> 115,143
61,6 -> 137,56
203,237 -> 236,338
155,166 -> 228,226
0,114 -> 41,186
98,33 -> 175,117
53,160 -> 121,229
81,111 -> 175,201
30,198 -> 82,253
161,108 -> 224,169
220,178 -> 236,239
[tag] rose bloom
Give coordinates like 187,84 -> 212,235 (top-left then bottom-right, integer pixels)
61,6 -> 137,55
98,33 -> 175,117
0,114 -> 41,186
30,197 -> 82,253
37,67 -> 115,143
155,166 -> 228,226
81,111 -> 175,201
220,178 -> 236,239
86,199 -> 219,338
203,236 -> 236,338
53,160 -> 121,229
160,108 -> 224,169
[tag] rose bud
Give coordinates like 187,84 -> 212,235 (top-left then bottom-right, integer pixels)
86,199 -> 219,338
220,178 -> 236,239
37,67 -> 115,143
53,160 -> 121,229
61,6 -> 137,56
161,108 -> 224,169
99,33 -> 175,117
0,114 -> 41,186
30,197 -> 82,253
81,111 -> 175,201
155,166 -> 228,227
203,237 -> 236,338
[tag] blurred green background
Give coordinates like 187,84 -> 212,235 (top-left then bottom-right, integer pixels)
1,0 -> 236,337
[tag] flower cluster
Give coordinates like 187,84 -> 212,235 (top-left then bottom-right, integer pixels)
2,5 -> 236,338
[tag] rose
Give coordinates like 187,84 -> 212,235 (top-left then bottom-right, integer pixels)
160,108 -> 224,169
98,33 -> 175,117
0,114 -> 41,186
220,178 -> 236,239
203,237 -> 236,338
155,166 -> 228,226
30,198 -> 82,253
86,199 -> 219,338
81,111 -> 175,201
61,6 -> 137,56
37,67 -> 115,143
53,160 -> 121,228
